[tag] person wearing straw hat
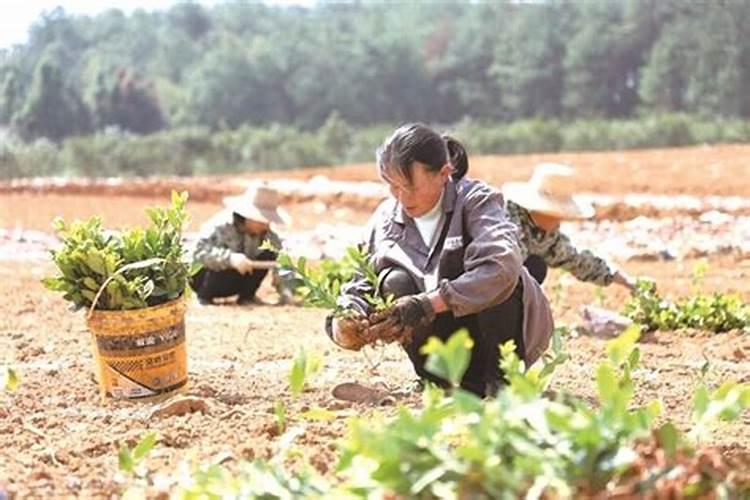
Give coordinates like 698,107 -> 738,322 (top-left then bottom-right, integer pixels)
502,163 -> 638,293
190,185 -> 294,305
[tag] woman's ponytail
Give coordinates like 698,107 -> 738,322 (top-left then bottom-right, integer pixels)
443,135 -> 469,180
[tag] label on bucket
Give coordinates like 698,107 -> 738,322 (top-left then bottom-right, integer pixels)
103,343 -> 188,399
97,321 -> 188,400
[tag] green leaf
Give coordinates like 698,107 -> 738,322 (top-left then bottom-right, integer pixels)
86,251 -> 107,275
132,432 -> 157,461
289,349 -> 307,397
189,261 -> 203,277
421,329 -> 473,386
692,384 -> 710,421
2,367 -> 19,391
596,363 -> 618,403
44,195 -> 190,312
606,325 -> 641,366
41,277 -> 66,292
300,407 -> 336,421
306,352 -> 323,378
51,216 -> 66,232
274,400 -> 287,434
539,352 -> 570,380
82,277 -> 99,291
411,465 -> 447,495
656,422 -> 680,459
118,447 -> 134,474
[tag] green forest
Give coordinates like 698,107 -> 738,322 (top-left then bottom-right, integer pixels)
2,0 -> 750,178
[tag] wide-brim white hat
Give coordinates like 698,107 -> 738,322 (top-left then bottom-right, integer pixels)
223,185 -> 291,226
502,163 -> 595,220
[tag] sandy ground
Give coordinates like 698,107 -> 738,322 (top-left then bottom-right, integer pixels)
1,145 -> 750,498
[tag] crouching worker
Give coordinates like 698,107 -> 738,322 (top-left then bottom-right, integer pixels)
191,185 -> 293,306
502,163 -> 641,293
325,123 -> 554,398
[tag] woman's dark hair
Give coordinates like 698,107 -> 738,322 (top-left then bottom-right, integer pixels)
444,135 -> 468,181
376,123 -> 469,183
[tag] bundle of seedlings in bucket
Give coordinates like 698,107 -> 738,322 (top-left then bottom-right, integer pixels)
43,191 -> 195,400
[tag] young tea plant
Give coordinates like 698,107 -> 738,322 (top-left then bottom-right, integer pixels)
623,279 -> 750,333
118,430 -> 158,500
690,380 -> 750,444
119,432 -> 158,477
277,246 -> 394,315
289,348 -> 323,397
274,400 -> 287,435
691,259 -> 710,293
275,253 -> 345,310
2,366 -> 19,391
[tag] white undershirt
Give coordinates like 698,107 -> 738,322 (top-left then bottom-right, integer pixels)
412,190 -> 444,291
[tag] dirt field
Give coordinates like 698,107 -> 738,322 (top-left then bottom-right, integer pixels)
1,145 -> 750,498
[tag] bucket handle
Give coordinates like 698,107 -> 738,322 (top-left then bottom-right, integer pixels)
87,258 -> 165,318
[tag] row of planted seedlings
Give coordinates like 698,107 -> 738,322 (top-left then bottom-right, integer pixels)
113,251 -> 750,498
112,325 -> 750,498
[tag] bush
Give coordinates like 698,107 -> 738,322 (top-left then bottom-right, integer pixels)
3,114 -> 750,179
0,138 -> 63,179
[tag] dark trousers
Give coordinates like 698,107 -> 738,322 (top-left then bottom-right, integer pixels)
524,254 -> 547,285
379,268 -> 525,398
190,250 -> 276,303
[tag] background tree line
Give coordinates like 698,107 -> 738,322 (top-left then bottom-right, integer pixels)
1,0 -> 749,177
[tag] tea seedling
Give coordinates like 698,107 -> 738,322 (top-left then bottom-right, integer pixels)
277,246 -> 394,314
119,432 -> 157,477
2,366 -> 18,391
289,348 -> 323,397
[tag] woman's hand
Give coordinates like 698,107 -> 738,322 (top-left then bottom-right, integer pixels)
612,270 -> 637,294
229,253 -> 254,274
367,293 -> 436,345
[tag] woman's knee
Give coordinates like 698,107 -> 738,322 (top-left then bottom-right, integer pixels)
378,267 -> 419,298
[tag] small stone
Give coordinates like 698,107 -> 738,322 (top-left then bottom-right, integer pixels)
148,396 -> 210,420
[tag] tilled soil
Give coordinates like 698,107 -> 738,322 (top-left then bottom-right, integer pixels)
2,146 -> 750,498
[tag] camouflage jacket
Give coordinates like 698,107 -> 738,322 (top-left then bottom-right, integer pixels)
505,200 -> 616,286
192,209 -> 284,290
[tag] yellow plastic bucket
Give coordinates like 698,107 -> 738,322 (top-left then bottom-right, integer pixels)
86,296 -> 188,401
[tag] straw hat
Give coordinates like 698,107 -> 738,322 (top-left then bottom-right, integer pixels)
502,163 -> 595,220
223,185 -> 291,226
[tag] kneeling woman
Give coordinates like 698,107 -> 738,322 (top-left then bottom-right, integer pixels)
326,123 -> 554,397
191,185 -> 291,305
